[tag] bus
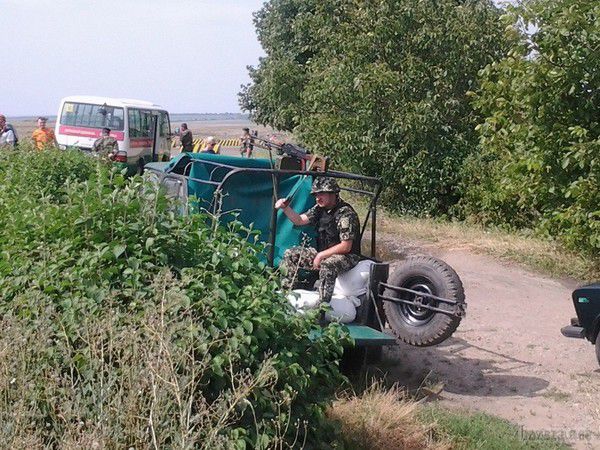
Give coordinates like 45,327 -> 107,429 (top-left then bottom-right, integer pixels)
55,96 -> 172,173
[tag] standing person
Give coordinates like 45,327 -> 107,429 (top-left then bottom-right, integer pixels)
201,136 -> 219,154
180,123 -> 193,153
31,117 -> 56,150
275,177 -> 361,304
0,114 -> 16,148
240,127 -> 254,158
92,127 -> 119,159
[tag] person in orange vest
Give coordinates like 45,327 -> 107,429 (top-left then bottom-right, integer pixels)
31,117 -> 57,150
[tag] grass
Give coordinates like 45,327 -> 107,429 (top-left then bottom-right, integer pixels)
419,405 -> 571,450
328,383 -> 451,450
327,383 -> 570,450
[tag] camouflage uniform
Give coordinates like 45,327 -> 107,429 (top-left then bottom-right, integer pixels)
281,178 -> 361,303
180,129 -> 193,152
92,136 -> 118,157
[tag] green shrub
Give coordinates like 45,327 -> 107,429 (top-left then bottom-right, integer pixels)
460,0 -> 600,257
0,148 -> 347,448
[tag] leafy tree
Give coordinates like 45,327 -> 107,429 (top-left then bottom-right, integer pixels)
241,0 -> 510,214
461,0 -> 600,255
239,0 -> 319,131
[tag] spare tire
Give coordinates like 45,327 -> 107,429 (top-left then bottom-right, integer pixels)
383,255 -> 465,346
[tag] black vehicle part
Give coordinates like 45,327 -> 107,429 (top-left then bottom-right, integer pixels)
382,255 -> 465,346
596,333 -> 600,368
570,284 -> 600,342
137,159 -> 145,175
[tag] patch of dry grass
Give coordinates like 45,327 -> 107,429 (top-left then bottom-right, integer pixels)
327,383 -> 450,450
347,190 -> 597,281
379,214 -> 598,281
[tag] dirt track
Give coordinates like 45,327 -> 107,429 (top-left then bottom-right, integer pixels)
376,235 -> 600,449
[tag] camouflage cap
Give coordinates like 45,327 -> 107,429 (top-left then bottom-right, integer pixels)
311,177 -> 340,194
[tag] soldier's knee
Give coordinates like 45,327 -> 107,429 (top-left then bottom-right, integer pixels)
321,255 -> 345,269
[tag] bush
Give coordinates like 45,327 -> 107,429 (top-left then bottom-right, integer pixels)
0,148 -> 347,448
460,0 -> 600,257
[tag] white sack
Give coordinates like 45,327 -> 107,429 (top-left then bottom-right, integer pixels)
287,290 -> 361,323
325,294 -> 361,323
333,259 -> 374,297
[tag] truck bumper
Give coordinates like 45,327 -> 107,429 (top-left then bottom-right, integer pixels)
561,325 -> 585,339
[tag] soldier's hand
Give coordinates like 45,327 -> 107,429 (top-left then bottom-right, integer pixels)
313,252 -> 325,269
275,198 -> 290,210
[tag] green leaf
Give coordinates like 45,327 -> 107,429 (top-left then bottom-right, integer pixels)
113,244 -> 126,259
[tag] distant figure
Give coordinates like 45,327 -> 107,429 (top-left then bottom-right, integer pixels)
0,114 -> 16,148
31,117 -> 56,150
92,127 -> 119,159
201,136 -> 219,154
240,127 -> 254,158
180,123 -> 193,152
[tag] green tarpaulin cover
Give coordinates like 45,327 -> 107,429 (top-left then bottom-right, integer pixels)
161,152 -> 316,266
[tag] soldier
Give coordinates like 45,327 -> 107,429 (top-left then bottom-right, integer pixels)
92,127 -> 118,158
180,123 -> 193,152
275,177 -> 361,304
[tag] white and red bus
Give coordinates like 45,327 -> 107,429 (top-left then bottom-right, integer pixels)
55,96 -> 172,172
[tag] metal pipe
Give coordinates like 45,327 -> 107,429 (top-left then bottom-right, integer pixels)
174,158 -> 382,185
371,184 -> 382,258
268,174 -> 280,267
371,202 -> 377,258
378,294 -> 464,317
378,283 -> 461,305
341,186 -> 375,196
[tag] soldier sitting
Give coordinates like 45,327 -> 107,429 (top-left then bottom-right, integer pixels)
275,177 -> 361,304
92,127 -> 118,159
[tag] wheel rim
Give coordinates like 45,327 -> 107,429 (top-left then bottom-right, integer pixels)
396,277 -> 437,326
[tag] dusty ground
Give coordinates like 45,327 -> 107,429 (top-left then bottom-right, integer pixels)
374,233 -> 600,448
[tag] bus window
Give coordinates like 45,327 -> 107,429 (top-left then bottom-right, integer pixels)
128,109 -> 153,138
159,111 -> 170,137
60,102 -> 124,130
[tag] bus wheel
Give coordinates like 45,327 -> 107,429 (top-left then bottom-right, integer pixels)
137,159 -> 145,175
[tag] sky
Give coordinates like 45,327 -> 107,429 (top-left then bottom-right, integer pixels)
1,0 -> 266,116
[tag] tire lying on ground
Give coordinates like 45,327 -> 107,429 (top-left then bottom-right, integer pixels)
383,255 -> 465,347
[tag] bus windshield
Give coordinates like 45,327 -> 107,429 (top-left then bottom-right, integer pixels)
60,102 -> 125,131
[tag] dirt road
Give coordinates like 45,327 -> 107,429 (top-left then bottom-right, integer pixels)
377,235 -> 600,449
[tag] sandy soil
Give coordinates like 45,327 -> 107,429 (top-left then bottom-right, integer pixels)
375,234 -> 600,448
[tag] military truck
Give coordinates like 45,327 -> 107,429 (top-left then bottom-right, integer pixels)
144,146 -> 466,369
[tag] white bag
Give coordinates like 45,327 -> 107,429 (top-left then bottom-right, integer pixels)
287,290 -> 361,324
325,294 -> 361,323
287,289 -> 320,312
333,259 -> 374,297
